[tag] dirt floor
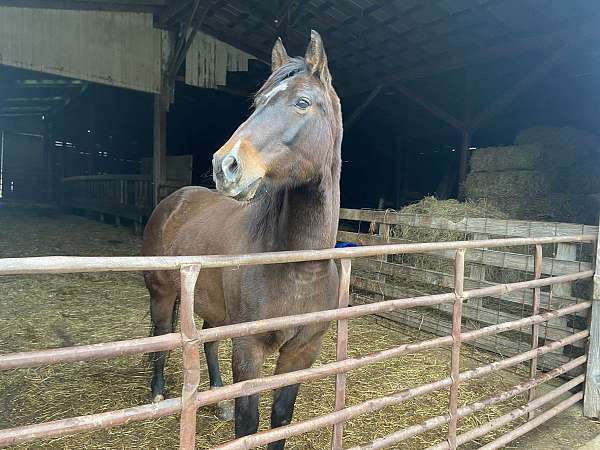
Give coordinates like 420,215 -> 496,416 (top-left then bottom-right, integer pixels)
0,203 -> 598,449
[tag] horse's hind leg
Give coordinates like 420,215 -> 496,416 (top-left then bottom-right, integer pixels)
203,321 -> 234,421
146,272 -> 178,403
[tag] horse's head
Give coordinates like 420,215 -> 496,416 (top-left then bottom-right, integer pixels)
212,30 -> 341,201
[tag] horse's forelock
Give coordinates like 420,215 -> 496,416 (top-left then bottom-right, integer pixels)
253,57 -> 341,144
254,57 -> 307,106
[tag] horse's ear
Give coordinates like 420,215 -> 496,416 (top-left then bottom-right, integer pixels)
271,37 -> 289,72
305,30 -> 332,86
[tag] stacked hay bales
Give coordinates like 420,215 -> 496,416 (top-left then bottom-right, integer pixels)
464,126 -> 600,224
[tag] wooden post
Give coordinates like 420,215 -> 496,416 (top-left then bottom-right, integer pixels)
553,243 -> 577,297
584,215 -> 600,418
395,136 -> 403,208
467,232 -> 487,312
457,130 -> 471,200
374,222 -> 391,302
153,93 -> 167,206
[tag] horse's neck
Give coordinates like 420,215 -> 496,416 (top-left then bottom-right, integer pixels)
252,177 -> 338,252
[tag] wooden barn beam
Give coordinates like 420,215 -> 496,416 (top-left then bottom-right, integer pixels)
153,93 -> 167,206
344,85 -> 382,131
468,29 -> 596,132
156,0 -> 192,27
457,130 -> 471,200
166,0 -> 212,84
275,0 -> 294,42
394,84 -> 465,132
583,218 -> 600,418
468,33 -> 588,132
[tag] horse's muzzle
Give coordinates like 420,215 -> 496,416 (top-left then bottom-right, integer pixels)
213,153 -> 263,201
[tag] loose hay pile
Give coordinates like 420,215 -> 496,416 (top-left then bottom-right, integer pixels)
388,196 -> 507,275
0,203 -> 531,449
464,126 -> 600,224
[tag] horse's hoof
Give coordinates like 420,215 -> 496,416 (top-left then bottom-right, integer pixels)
152,394 -> 165,403
215,399 -> 234,422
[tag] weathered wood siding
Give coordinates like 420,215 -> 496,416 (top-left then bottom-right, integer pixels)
185,31 -> 254,89
0,7 -> 166,93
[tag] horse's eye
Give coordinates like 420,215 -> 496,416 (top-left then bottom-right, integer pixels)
295,97 -> 311,109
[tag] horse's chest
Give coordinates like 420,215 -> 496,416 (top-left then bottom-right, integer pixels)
285,266 -> 330,299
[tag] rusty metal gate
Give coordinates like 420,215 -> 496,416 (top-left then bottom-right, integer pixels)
0,230 -> 599,449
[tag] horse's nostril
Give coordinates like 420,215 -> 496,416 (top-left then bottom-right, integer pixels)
222,155 -> 240,182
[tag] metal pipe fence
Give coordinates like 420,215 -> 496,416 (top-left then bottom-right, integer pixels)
0,232 -> 597,449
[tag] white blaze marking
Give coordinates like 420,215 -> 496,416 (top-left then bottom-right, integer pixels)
262,81 -> 288,104
230,139 -> 241,158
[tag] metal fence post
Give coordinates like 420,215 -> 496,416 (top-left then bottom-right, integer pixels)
332,259 -> 352,450
179,264 -> 201,449
584,216 -> 600,418
528,244 -> 543,420
447,248 -> 465,450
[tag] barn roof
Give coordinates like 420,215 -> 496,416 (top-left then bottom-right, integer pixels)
1,0 -> 599,97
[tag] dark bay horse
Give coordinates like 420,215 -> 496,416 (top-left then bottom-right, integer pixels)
142,30 -> 342,448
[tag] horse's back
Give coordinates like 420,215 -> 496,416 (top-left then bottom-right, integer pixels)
143,186 -> 241,257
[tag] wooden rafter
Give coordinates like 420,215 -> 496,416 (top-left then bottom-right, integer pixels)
344,85 -> 382,131
467,29 -> 596,132
393,83 -> 465,132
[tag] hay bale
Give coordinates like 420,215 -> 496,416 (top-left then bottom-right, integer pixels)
480,193 -> 600,224
550,163 -> 600,194
515,126 -> 598,167
390,197 -> 507,275
394,196 -> 506,242
469,144 -> 543,173
464,170 -> 551,200
399,196 -> 507,221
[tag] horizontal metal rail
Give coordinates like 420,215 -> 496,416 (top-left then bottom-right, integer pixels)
349,359 -> 586,450
0,234 -> 594,275
209,331 -> 588,450
0,333 -> 182,370
0,279 -> 592,371
0,306 -> 589,446
426,375 -> 586,450
0,398 -> 182,447
0,232 -> 595,449
478,392 -> 584,450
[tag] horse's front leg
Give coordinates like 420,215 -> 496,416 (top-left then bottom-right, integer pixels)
232,336 -> 267,438
202,321 -> 234,421
268,331 -> 326,450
